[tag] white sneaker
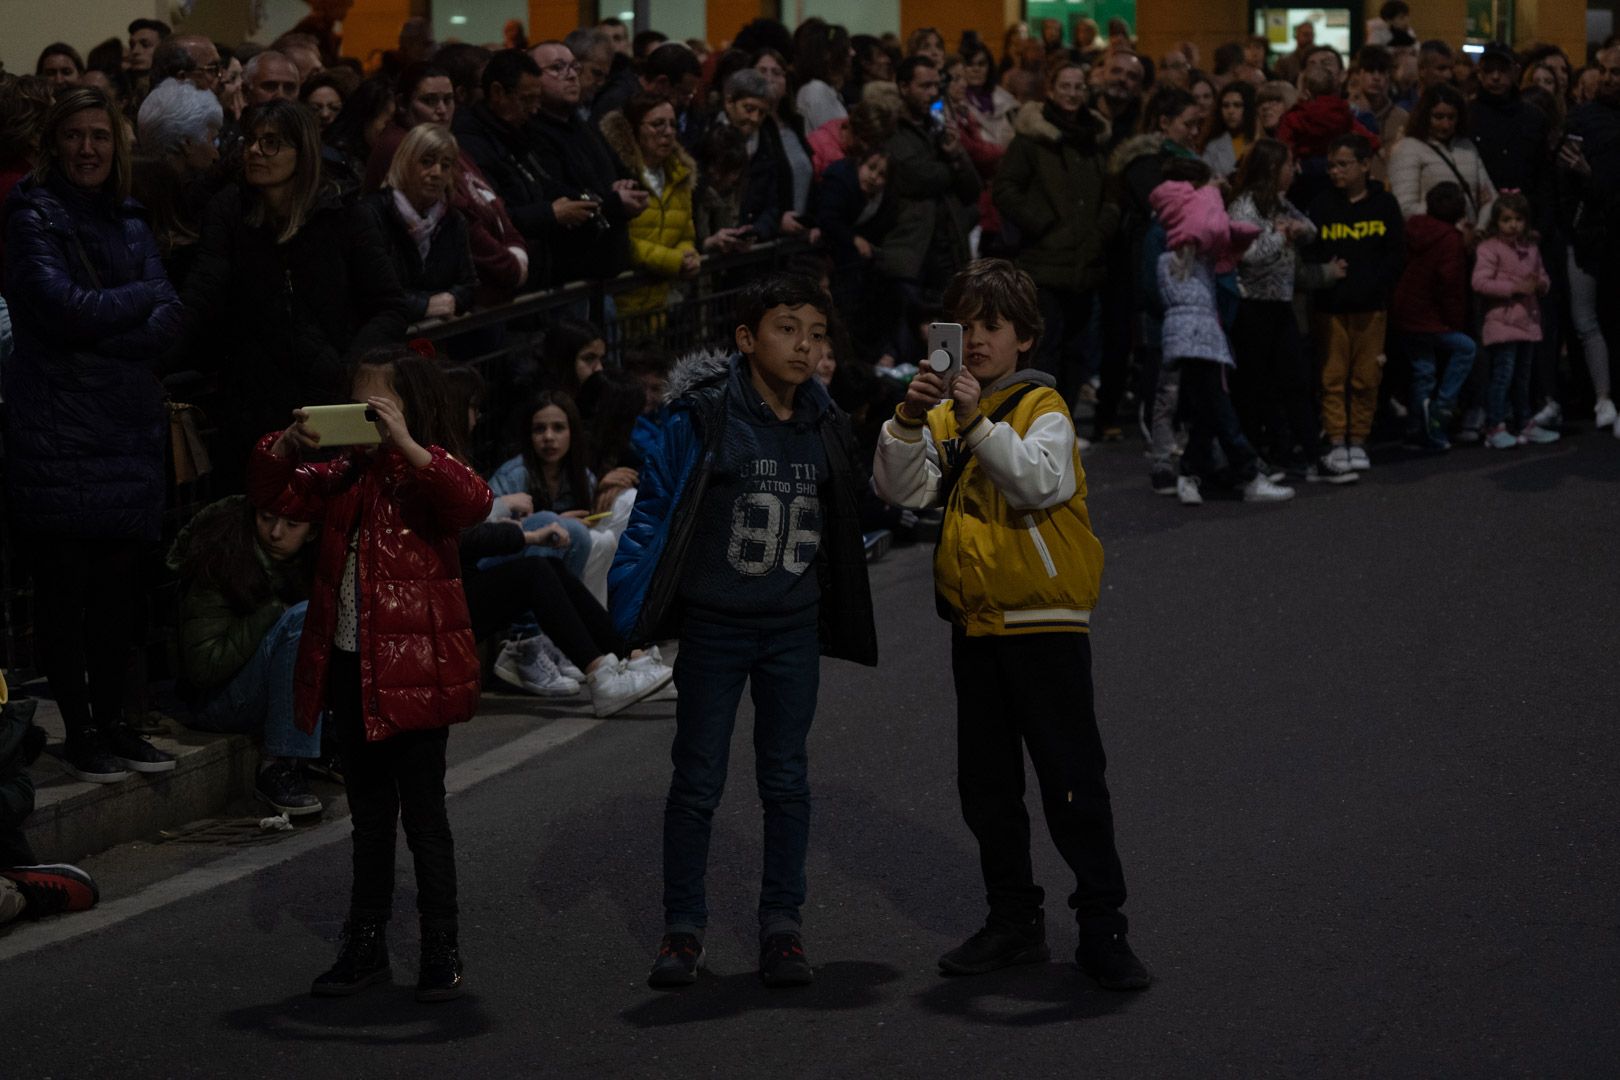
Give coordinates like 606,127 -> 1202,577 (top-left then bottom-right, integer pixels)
1176,475 -> 1202,506
1347,445 -> 1371,470
1594,398 -> 1617,429
494,639 -> 580,698
1324,444 -> 1352,471
534,633 -> 585,682
628,647 -> 677,699
1533,400 -> 1564,429
588,654 -> 674,718
1242,474 -> 1296,502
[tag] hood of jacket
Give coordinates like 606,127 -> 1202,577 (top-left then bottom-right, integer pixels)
1108,132 -> 1165,177
1403,212 -> 1461,255
599,110 -> 697,189
665,346 -> 733,404
1013,101 -> 1112,148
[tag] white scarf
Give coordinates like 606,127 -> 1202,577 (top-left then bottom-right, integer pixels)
392,188 -> 446,262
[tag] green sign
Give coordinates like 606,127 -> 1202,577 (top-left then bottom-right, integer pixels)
1023,1 -> 1138,47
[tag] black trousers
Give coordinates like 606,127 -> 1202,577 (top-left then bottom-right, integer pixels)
29,536 -> 145,742
463,556 -> 627,668
1035,285 -> 1096,410
1230,298 -> 1322,463
951,628 -> 1128,937
328,651 -> 457,927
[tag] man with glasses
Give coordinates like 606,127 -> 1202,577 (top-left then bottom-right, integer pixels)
150,35 -> 223,94
591,42 -> 702,126
528,40 -> 643,285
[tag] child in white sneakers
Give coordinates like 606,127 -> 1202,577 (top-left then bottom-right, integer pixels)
1471,192 -> 1559,448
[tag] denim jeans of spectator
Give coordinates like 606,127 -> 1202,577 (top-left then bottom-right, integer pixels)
1484,340 -> 1535,428
663,615 -> 820,939
1405,331 -> 1478,417
189,602 -> 319,759
476,511 -> 591,581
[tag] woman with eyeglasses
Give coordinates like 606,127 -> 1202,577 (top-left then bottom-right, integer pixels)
183,99 -> 410,487
601,93 -> 699,314
363,123 -> 477,321
363,62 -> 528,307
2,86 -> 185,784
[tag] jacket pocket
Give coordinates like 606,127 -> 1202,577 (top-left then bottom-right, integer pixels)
1023,514 -> 1058,579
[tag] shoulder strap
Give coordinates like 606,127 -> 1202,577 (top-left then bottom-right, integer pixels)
936,381 -> 1044,513
65,230 -> 104,289
1425,141 -> 1477,214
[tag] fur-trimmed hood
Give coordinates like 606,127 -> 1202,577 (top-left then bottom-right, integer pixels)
599,109 -> 697,189
1012,101 -> 1112,148
664,346 -> 731,404
1108,132 -> 1165,176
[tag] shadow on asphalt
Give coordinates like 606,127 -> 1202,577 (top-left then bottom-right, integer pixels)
220,990 -> 495,1045
621,960 -> 904,1027
915,963 -> 1135,1027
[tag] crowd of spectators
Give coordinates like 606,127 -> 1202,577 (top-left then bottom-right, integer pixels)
0,5 -> 1618,806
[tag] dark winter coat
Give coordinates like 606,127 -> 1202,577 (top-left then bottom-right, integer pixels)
1306,180 -> 1405,314
361,191 -> 478,320
529,109 -> 633,282
1391,214 -> 1469,335
880,115 -> 981,281
452,102 -> 557,279
993,102 -> 1118,293
737,117 -> 794,240
1470,90 -> 1555,231
247,434 -> 494,742
609,350 -> 877,667
1,175 -> 184,541
182,183 -> 411,450
810,156 -> 895,271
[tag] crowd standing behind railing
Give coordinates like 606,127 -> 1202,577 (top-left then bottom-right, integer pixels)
0,4 -> 1617,852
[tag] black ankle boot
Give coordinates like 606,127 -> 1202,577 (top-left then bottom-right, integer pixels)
311,915 -> 392,996
416,923 -> 464,1002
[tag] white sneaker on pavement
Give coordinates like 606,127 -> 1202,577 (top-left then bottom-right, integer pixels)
628,647 -> 678,700
1242,474 -> 1296,502
534,633 -> 585,682
1324,444 -> 1352,471
494,639 -> 580,698
589,654 -> 674,718
1176,475 -> 1202,506
1347,445 -> 1371,470
1594,398 -> 1616,429
1532,400 -> 1563,429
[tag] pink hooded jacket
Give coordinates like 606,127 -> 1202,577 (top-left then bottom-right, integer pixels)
1471,235 -> 1550,346
1148,181 -> 1261,272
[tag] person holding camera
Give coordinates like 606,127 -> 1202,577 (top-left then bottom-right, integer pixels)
872,259 -> 1151,993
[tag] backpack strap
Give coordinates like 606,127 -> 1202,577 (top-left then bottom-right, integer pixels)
936,381 -> 1043,512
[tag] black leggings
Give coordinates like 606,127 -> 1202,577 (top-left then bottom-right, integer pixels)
30,536 -> 145,742
463,557 -> 628,670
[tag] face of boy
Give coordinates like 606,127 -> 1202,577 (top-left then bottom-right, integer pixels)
963,314 -> 1031,385
736,304 -> 828,390
1326,147 -> 1368,190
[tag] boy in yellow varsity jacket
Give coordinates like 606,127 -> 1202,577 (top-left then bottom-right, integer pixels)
873,259 -> 1151,992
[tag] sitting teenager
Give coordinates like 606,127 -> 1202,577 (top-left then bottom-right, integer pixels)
168,495 -> 324,816
486,391 -> 597,581
363,123 -> 478,322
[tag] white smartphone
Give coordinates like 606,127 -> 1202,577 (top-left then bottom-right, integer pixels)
301,403 -> 383,447
925,322 -> 964,385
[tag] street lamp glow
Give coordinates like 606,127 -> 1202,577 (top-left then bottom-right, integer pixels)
449,15 -> 468,26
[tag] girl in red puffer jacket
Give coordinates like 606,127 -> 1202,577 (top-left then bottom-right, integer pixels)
249,345 -> 493,1004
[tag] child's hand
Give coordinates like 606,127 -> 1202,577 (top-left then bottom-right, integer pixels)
500,492 -> 534,518
368,396 -> 432,468
951,370 -> 982,428
900,370 -> 948,420
1325,257 -> 1348,282
1519,274 -> 1541,296
271,409 -> 320,458
524,524 -> 571,548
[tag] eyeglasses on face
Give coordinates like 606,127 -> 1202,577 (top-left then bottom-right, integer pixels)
541,61 -> 583,77
245,133 -> 288,155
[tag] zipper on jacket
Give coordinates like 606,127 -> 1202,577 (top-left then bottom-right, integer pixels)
1023,514 -> 1058,578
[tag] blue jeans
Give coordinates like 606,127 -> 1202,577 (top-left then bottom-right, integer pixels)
1405,331 -> 1477,417
663,616 -> 821,937
189,602 -> 319,759
1484,340 -> 1535,428
476,511 -> 590,581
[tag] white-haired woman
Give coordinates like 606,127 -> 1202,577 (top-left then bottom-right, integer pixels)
134,79 -> 223,283
362,123 -> 477,320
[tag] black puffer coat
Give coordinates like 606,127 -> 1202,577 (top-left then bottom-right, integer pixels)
182,183 -> 410,453
1,175 -> 184,541
360,190 -> 478,320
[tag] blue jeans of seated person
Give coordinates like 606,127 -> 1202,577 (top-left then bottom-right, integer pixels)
190,602 -> 319,759
1405,332 -> 1477,418
663,616 -> 820,939
476,511 -> 590,581
1484,340 -> 1535,429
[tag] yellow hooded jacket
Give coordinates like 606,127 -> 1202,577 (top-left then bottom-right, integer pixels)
873,371 -> 1103,636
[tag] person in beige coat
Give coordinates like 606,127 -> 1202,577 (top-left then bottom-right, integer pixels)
1388,84 -> 1496,228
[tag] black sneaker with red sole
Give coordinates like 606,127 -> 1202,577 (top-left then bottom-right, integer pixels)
647,932 -> 704,989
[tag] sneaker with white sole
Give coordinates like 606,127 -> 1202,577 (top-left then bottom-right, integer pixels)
533,633 -> 585,682
1323,444 -> 1352,471
1175,475 -> 1202,506
1517,423 -> 1561,446
1242,474 -> 1296,502
1305,455 -> 1359,485
1484,424 -> 1518,449
1346,445 -> 1371,470
1455,407 -> 1486,444
588,654 -> 673,718
1594,398 -> 1616,429
628,647 -> 678,700
494,639 -> 580,697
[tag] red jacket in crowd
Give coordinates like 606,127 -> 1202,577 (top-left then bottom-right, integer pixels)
1278,96 -> 1380,159
247,434 -> 494,742
1392,213 -> 1469,335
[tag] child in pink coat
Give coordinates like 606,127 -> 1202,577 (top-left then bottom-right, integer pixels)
1471,192 -> 1558,448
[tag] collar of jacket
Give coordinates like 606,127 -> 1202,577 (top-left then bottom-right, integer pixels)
599,109 -> 698,189
726,350 -> 832,426
981,366 -> 1056,401
6,173 -> 143,232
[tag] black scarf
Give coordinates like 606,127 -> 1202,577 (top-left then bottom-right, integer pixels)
1043,102 -> 1098,153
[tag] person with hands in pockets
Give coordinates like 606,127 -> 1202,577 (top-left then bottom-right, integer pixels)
873,258 -> 1151,993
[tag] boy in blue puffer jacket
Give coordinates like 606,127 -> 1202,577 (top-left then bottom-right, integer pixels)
610,273 -> 877,991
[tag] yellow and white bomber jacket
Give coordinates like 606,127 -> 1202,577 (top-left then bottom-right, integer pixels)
872,370 -> 1104,636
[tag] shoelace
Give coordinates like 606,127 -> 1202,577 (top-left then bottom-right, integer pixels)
16,879 -> 70,917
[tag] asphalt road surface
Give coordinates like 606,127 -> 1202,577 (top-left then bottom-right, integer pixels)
4,431 -> 1618,1079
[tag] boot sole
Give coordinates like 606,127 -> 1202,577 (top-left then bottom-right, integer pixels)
938,942 -> 1051,976
64,765 -> 132,784
415,980 -> 464,1003
114,757 -> 177,774
311,966 -> 393,997
254,788 -> 325,818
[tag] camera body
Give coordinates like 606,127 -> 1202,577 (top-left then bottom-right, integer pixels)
580,191 -> 611,234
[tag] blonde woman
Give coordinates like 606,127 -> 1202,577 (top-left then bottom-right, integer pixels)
365,123 -> 477,320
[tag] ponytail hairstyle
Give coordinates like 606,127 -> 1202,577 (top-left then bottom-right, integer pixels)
1482,190 -> 1537,244
350,345 -> 464,458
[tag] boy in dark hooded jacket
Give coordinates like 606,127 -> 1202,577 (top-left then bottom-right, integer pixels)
1391,181 -> 1475,448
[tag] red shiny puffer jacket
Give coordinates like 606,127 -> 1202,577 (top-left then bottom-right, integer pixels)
247,433 -> 494,742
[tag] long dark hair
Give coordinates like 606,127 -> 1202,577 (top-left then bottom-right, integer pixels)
241,99 -> 324,242
540,317 -> 606,395
179,497 -> 313,615
324,76 -> 393,164
1139,85 -> 1196,137
1200,80 -> 1256,150
518,390 -> 590,512
352,345 -> 464,457
586,376 -> 650,475
1232,136 -> 1292,217
1406,82 -> 1469,143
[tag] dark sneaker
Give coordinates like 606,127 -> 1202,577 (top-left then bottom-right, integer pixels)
255,762 -> 323,817
648,932 -> 704,989
105,725 -> 176,774
311,917 -> 392,996
1076,933 -> 1153,991
1150,468 -> 1177,495
416,925 -> 465,1002
939,919 -> 1050,975
62,733 -> 132,785
1,864 -> 99,918
760,931 -> 814,987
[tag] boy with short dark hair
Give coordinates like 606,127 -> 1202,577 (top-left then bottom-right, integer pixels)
872,258 -> 1151,992
1308,133 -> 1404,470
1391,181 -> 1474,449
610,273 -> 877,991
